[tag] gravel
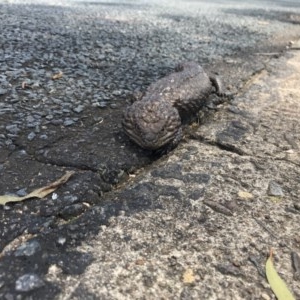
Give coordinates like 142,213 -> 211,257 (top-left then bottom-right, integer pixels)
268,180 -> 284,197
15,274 -> 45,292
1,0 -> 299,154
14,240 -> 41,257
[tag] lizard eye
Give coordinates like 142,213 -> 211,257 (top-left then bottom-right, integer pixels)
135,123 -> 140,131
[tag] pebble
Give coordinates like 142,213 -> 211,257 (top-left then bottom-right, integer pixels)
52,193 -> 58,200
5,139 -> 13,146
6,133 -> 18,139
45,114 -> 54,120
73,105 -> 85,113
15,240 -> 41,257
15,274 -> 45,292
97,101 -> 108,108
63,195 -> 79,204
16,188 -> 27,197
64,119 -> 75,126
57,236 -> 67,246
51,119 -> 63,125
110,103 -> 118,109
0,88 -> 8,95
27,122 -> 41,128
26,115 -> 35,123
59,204 -> 86,220
5,124 -> 20,134
261,293 -> 271,300
112,90 -> 122,96
267,181 -> 284,197
27,132 -> 36,140
52,98 -> 62,105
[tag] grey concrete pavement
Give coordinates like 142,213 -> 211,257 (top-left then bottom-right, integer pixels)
55,50 -> 300,299
1,0 -> 300,299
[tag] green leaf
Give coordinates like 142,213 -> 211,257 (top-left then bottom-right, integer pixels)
266,249 -> 295,300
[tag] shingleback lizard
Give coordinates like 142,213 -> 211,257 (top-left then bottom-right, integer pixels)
122,62 -> 223,151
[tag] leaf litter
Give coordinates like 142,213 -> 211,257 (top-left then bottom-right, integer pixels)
0,171 -> 75,205
266,248 -> 295,300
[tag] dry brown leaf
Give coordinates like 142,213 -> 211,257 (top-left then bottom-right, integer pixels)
0,171 -> 75,205
52,71 -> 63,80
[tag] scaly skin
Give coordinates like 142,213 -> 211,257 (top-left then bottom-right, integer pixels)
122,62 -> 222,150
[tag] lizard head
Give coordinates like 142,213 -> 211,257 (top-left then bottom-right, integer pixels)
122,99 -> 182,150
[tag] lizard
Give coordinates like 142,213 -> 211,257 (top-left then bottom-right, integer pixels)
122,62 -> 224,151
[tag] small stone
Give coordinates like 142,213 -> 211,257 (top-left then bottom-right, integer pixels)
7,144 -> 16,150
52,193 -> 58,200
73,105 -> 84,113
63,195 -> 78,204
52,98 -> 62,105
294,203 -> 300,211
59,204 -> 86,220
15,240 -> 41,257
39,134 -> 48,140
19,149 -> 27,156
110,103 -> 117,109
261,293 -> 271,300
6,124 -> 20,134
112,90 -> 122,96
7,133 -> 18,139
0,88 -> 7,95
64,119 -> 75,126
51,119 -> 63,125
3,293 -> 13,300
57,236 -> 67,246
31,81 -> 40,89
26,115 -> 35,123
268,181 -> 284,197
27,132 -> 36,141
45,114 -> 54,120
238,190 -> 254,200
15,274 -> 44,292
5,139 -> 13,146
16,188 -> 27,197
182,268 -> 195,284
27,122 -> 40,128
93,116 -> 103,123
97,101 -> 107,108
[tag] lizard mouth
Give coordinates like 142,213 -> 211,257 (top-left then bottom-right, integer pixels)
123,126 -> 176,150
143,132 -> 158,144
142,129 -> 179,150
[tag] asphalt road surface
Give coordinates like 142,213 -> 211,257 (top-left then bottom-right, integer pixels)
1,0 -> 300,299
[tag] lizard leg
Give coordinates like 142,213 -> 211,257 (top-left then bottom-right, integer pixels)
209,75 -> 224,96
